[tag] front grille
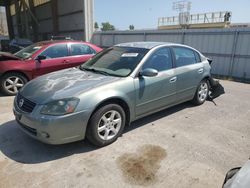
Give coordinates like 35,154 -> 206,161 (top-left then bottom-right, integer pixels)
16,94 -> 36,113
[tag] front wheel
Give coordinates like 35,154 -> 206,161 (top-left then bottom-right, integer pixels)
86,104 -> 126,147
192,80 -> 209,105
0,72 -> 28,96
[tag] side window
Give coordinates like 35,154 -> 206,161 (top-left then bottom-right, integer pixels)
40,44 -> 68,59
194,51 -> 201,63
71,44 -> 95,56
173,47 -> 197,67
142,47 -> 173,72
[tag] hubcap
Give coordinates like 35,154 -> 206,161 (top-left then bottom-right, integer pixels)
198,82 -> 208,102
97,110 -> 122,141
4,76 -> 24,94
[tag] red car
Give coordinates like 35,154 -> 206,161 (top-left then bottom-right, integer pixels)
0,40 -> 102,95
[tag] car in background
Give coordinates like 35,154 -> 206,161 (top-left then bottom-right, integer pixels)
13,42 -> 216,147
0,39 -> 10,52
223,160 -> 250,188
0,40 -> 102,95
0,38 -> 34,54
8,38 -> 34,54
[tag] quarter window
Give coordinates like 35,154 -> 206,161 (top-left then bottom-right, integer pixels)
40,44 -> 69,59
173,47 -> 197,67
142,47 -> 173,72
71,44 -> 95,56
194,51 -> 201,63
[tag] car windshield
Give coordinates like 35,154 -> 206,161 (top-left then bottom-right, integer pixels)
15,44 -> 43,59
80,47 -> 149,77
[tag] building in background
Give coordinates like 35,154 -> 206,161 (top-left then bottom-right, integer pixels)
158,11 -> 232,30
0,0 -> 94,42
158,1 -> 232,30
0,7 -> 8,36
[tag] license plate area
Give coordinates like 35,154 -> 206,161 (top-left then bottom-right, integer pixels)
13,109 -> 22,121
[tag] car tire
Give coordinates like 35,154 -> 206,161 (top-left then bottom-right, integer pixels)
86,104 -> 126,147
192,79 -> 209,105
0,72 -> 28,96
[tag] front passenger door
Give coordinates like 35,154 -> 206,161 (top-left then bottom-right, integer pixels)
134,47 -> 177,117
34,44 -> 71,77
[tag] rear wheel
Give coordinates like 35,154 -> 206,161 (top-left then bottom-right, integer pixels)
86,104 -> 126,147
192,80 -> 209,105
0,72 -> 28,96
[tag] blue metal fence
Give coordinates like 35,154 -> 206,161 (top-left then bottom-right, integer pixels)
91,28 -> 250,82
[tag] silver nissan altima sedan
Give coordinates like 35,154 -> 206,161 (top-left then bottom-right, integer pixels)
13,42 -> 213,146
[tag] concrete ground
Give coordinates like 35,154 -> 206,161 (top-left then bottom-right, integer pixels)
0,80 -> 249,188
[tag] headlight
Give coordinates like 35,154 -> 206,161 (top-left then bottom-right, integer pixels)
40,98 -> 79,116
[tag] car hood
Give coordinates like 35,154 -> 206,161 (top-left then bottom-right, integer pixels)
20,68 -> 121,104
0,52 -> 20,61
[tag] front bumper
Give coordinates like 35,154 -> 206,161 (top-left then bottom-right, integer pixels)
13,98 -> 91,145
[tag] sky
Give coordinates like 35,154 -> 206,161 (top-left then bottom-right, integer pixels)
94,0 -> 250,30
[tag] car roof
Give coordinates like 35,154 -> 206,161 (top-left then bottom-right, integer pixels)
115,42 -> 177,49
35,40 -> 87,46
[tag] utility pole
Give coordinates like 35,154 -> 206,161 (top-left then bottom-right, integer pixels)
173,0 -> 192,28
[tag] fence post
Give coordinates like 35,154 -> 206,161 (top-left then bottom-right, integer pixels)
143,32 -> 147,41
112,33 -> 115,46
100,34 -> 103,47
228,30 -> 239,78
181,30 -> 185,44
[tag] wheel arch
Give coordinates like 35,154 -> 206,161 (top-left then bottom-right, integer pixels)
202,75 -> 212,89
87,97 -> 131,128
1,70 -> 30,81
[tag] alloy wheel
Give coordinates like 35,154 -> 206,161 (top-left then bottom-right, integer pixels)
198,82 -> 208,103
4,76 -> 24,94
97,110 -> 122,141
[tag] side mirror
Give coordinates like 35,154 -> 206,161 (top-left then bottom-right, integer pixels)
35,55 -> 47,62
140,68 -> 158,77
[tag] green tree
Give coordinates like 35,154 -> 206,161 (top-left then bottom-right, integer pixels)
101,22 -> 115,31
129,25 -> 135,30
94,22 -> 99,30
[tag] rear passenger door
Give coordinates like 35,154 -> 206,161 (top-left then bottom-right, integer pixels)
172,46 -> 204,102
69,43 -> 96,67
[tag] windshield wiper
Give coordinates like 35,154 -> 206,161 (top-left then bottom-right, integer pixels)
13,54 -> 21,58
81,67 -> 110,76
14,54 -> 29,60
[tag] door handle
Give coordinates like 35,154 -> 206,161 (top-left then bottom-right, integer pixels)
170,77 -> 177,83
198,68 -> 204,74
63,60 -> 70,63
